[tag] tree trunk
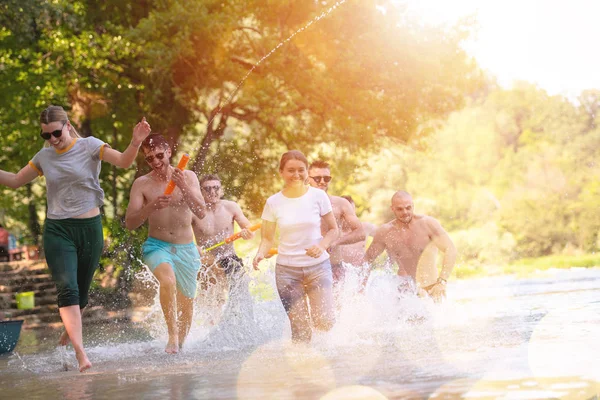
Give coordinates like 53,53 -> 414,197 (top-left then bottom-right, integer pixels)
192,108 -> 229,173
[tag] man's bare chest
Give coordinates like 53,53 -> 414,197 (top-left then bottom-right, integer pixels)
143,185 -> 186,209
385,230 -> 431,257
198,210 -> 234,236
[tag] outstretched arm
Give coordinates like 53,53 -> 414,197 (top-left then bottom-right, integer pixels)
363,227 -> 387,265
318,211 -> 339,252
428,218 -> 457,281
305,211 -> 339,258
426,218 -> 457,303
253,220 -> 277,269
0,165 -> 39,189
360,226 -> 388,290
231,203 -> 254,240
330,199 -> 366,247
102,118 -> 151,168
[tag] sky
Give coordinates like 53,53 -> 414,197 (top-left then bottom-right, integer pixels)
400,0 -> 600,97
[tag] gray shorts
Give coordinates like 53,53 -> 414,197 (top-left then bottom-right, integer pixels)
275,259 -> 335,342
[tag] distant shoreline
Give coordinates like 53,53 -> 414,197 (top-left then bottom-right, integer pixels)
455,253 -> 600,279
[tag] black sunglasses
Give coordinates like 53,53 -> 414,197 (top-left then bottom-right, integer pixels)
310,176 -> 332,183
40,122 -> 66,140
145,152 -> 166,164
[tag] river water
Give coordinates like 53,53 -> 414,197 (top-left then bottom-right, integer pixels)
1,265 -> 599,399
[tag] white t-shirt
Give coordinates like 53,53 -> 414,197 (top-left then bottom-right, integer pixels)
261,186 -> 333,267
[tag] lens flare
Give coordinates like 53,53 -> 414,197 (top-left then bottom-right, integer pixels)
528,304 -> 600,379
320,385 -> 388,400
236,340 -> 336,399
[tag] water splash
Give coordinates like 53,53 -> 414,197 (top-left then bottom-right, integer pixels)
202,0 -> 348,149
4,268 -> 599,399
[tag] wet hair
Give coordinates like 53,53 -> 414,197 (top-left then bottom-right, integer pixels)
341,195 -> 354,205
309,160 -> 330,170
279,150 -> 308,171
39,105 -> 80,142
200,174 -> 221,186
141,134 -> 169,152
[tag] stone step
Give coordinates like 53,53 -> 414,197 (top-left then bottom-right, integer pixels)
0,281 -> 55,294
0,263 -> 48,278
0,294 -> 57,310
2,273 -> 53,286
9,304 -> 59,318
0,260 -> 46,273
0,288 -> 57,300
23,309 -> 131,330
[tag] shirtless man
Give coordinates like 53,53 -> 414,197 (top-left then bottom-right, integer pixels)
339,195 -> 377,265
363,191 -> 457,302
308,161 -> 365,284
125,134 -> 206,353
192,174 -> 253,298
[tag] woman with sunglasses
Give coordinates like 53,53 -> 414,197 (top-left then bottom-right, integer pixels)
253,150 -> 339,342
0,105 -> 151,372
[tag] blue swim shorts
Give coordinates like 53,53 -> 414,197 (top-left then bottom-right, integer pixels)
142,237 -> 201,298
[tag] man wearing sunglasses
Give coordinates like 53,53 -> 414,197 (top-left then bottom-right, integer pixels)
192,174 -> 254,310
308,161 -> 366,290
361,191 -> 457,303
125,134 -> 206,354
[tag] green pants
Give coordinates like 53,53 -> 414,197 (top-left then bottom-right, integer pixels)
43,215 -> 103,308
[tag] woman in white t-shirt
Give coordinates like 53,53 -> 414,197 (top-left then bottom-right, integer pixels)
253,150 -> 339,342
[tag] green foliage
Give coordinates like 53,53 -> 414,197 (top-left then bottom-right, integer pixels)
361,83 -> 600,262
509,253 -> 600,270
452,222 -> 516,266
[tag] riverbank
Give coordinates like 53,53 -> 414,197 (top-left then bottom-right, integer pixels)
454,253 -> 600,279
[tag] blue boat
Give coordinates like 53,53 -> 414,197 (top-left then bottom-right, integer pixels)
0,320 -> 23,354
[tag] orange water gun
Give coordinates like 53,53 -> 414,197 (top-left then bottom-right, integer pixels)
201,223 -> 262,254
164,154 -> 190,195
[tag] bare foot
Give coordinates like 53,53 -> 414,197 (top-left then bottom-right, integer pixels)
58,330 -> 70,346
165,337 -> 179,354
75,350 -> 92,372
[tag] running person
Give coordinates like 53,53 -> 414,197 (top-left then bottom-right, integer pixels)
0,105 -> 151,372
125,134 -> 206,353
339,195 -> 377,266
253,151 -> 339,342
362,191 -> 457,302
192,174 -> 254,302
308,161 -> 365,285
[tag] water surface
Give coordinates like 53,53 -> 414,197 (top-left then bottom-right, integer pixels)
1,266 -> 599,399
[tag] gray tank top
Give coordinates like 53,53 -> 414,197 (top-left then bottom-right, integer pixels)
30,137 -> 109,219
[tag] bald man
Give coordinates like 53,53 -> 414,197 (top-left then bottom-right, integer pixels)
363,191 -> 457,302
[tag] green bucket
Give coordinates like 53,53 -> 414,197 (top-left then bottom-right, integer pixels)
15,291 -> 35,310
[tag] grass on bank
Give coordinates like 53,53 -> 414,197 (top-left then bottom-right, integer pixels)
454,253 -> 600,279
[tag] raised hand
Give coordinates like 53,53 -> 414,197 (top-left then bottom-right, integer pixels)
132,117 -> 151,145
